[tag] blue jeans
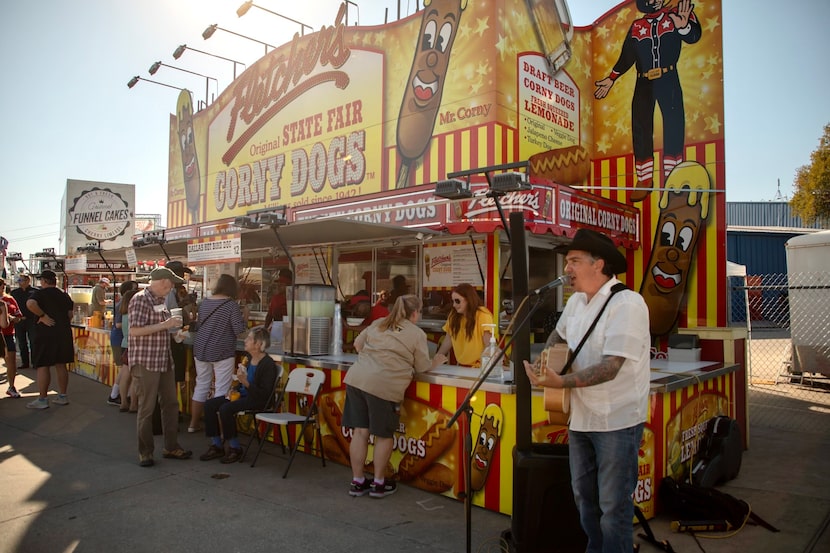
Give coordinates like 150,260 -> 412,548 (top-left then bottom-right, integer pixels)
568,423 -> 644,553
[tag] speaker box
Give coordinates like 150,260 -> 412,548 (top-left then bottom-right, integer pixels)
502,443 -> 587,553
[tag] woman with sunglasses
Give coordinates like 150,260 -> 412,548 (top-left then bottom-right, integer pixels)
433,283 -> 495,367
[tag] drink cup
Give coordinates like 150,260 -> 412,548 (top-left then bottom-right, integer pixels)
170,308 -> 183,327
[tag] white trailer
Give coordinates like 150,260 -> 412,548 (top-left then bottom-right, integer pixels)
785,230 -> 830,376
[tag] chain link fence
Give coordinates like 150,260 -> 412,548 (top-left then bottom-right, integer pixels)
731,272 -> 830,436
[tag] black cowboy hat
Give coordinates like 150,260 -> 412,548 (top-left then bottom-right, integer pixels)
165,260 -> 193,278
554,229 -> 628,274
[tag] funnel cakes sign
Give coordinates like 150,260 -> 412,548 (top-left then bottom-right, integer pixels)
62,179 -> 135,253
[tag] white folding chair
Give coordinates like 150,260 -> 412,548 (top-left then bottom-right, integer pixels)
250,367 -> 327,478
236,363 -> 285,462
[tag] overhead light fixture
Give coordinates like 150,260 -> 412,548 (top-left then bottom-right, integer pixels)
491,172 -> 531,193
172,44 -> 245,80
202,23 -> 276,54
76,241 -> 101,254
435,178 -> 472,200
34,248 -> 57,258
248,205 -> 288,227
237,1 -> 254,16
146,61 -> 218,107
136,230 -> 166,245
257,213 -> 287,227
126,75 -> 184,92
202,24 -> 219,40
234,215 -> 261,229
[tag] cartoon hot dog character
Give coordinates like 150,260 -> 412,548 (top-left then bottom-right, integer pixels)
177,89 -> 201,223
395,0 -> 467,188
639,161 -> 712,335
470,404 -> 503,492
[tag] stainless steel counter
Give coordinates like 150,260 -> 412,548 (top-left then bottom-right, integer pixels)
231,339 -> 739,396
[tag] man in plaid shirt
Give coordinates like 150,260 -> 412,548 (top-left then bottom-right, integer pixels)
129,267 -> 191,467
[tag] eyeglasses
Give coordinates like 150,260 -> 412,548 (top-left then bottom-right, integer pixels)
452,298 -> 462,304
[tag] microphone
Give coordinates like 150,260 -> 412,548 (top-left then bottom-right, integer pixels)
530,275 -> 571,296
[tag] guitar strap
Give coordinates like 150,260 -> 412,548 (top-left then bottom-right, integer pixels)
561,282 -> 627,376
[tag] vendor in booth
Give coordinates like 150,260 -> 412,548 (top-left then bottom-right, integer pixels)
433,283 -> 495,367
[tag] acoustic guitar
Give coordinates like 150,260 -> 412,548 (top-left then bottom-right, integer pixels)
540,344 -> 572,426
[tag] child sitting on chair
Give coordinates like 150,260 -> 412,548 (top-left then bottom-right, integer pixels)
199,327 -> 280,464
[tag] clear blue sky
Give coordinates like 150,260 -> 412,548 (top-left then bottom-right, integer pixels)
2,0 -> 828,260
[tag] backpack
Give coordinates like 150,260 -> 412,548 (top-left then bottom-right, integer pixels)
691,416 -> 743,488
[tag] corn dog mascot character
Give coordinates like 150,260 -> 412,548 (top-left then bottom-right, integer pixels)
395,0 -> 467,188
177,89 -> 202,223
639,160 -> 711,335
470,404 -> 503,492
594,0 -> 702,202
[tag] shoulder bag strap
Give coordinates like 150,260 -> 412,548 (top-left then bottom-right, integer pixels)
561,283 -> 627,375
200,299 -> 234,326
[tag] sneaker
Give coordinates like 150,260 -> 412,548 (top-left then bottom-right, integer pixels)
52,394 -> 70,406
139,457 -> 155,467
199,445 -> 225,461
349,479 -> 372,497
6,387 -> 21,398
26,397 -> 50,410
107,394 -> 121,406
369,480 -> 397,498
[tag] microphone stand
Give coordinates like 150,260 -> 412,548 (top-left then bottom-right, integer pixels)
446,293 -> 550,553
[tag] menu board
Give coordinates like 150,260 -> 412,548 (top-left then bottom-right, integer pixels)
423,241 -> 487,288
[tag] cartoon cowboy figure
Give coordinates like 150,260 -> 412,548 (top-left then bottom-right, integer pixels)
594,0 -> 701,202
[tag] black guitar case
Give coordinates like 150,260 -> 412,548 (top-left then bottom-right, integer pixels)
691,416 -> 743,488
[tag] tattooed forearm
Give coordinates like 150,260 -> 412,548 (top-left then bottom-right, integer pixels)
562,355 -> 625,388
544,331 -> 564,349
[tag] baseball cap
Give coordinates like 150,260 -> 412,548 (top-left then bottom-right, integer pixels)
100,277 -> 112,285
149,267 -> 185,284
40,270 -> 58,282
16,274 -> 30,282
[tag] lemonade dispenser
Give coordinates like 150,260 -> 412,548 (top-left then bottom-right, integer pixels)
68,285 -> 93,324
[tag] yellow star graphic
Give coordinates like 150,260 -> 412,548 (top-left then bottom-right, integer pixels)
615,8 -> 632,25
474,16 -> 489,38
424,408 -> 440,428
596,26 -> 610,39
704,114 -> 721,134
496,33 -> 509,61
704,16 -> 721,34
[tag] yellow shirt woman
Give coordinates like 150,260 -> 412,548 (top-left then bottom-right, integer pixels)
436,283 -> 494,367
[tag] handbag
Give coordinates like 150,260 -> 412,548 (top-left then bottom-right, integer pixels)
543,283 -> 627,425
188,299 -> 233,333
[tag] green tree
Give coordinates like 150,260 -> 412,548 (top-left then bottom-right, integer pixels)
791,123 -> 830,223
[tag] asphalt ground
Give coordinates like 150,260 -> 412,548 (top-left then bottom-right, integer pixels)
2,361 -> 829,553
